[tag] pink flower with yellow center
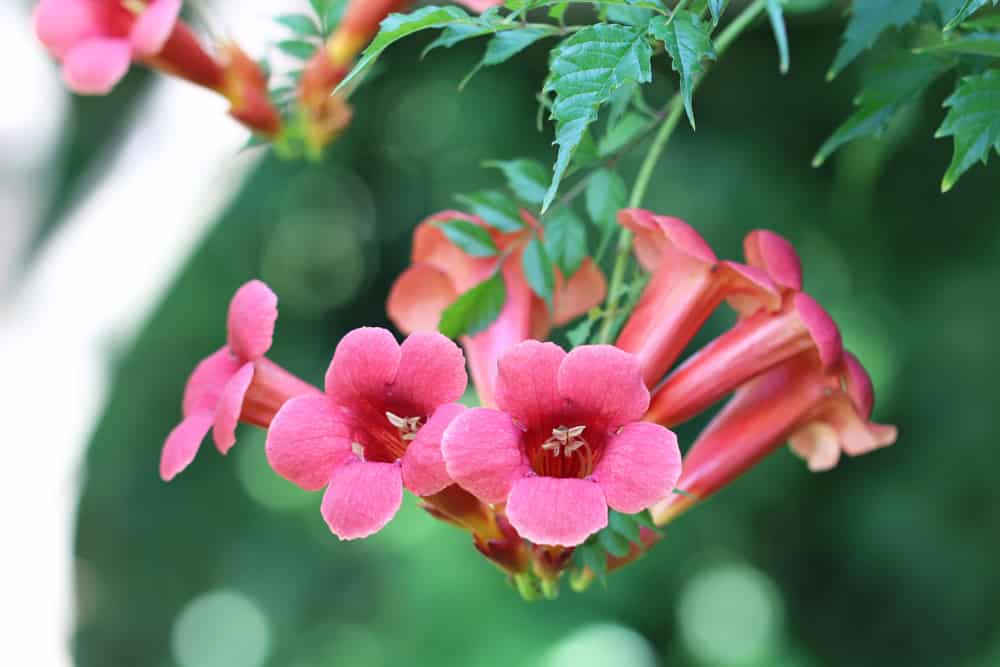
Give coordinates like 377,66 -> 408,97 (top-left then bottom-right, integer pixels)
441,341 -> 681,547
159,280 -> 318,481
387,210 -> 606,406
265,327 -> 469,540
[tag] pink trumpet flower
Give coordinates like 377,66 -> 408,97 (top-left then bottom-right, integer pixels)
651,350 -> 897,525
646,229 -> 842,426
441,341 -> 681,547
455,0 -> 505,11
160,281 -> 318,482
614,209 -> 782,388
265,327 -> 469,540
387,210 -> 606,407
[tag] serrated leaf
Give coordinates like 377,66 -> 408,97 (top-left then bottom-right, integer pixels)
438,271 -> 507,338
708,0 -> 728,26
814,52 -> 954,166
543,207 -> 588,275
487,159 -> 550,205
828,0 -> 922,79
936,70 -> 1000,191
606,6 -> 654,25
549,1 -> 571,20
455,190 -> 525,231
600,112 -> 647,156
598,528 -> 632,558
423,23 -> 494,57
541,24 -> 653,211
436,220 -> 500,256
586,168 -> 628,229
277,40 -> 318,60
649,11 -> 716,129
944,0 -> 999,30
463,27 -> 557,88
608,511 -> 642,542
765,0 -> 790,74
522,237 -> 556,305
336,6 -> 472,92
916,32 -> 1000,57
277,13 -> 321,37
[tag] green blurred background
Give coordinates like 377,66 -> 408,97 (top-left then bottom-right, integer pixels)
37,6 -> 1000,667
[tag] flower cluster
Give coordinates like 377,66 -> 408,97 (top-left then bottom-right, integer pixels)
160,205 -> 896,597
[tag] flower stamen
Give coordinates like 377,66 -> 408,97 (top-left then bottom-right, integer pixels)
386,411 -> 422,441
351,442 -> 366,460
541,425 -> 587,457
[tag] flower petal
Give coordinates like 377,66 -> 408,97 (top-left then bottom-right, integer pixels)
129,0 -> 182,55
441,407 -> 529,504
506,476 -> 608,547
794,292 -> 842,370
743,230 -> 802,292
412,211 -> 496,292
62,38 -> 132,95
592,422 -> 682,514
841,351 -> 875,419
494,340 -> 566,429
788,423 -> 842,472
558,345 -> 649,426
212,362 -> 254,454
321,461 -> 403,540
325,327 -> 401,407
392,332 -> 467,414
266,394 -> 356,491
618,208 -> 716,272
182,348 -> 242,417
553,259 -> 607,326
33,0 -> 98,58
386,264 -> 457,334
402,403 -> 465,497
226,280 -> 278,362
160,413 -> 213,481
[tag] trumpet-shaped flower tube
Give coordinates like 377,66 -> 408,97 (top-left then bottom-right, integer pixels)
266,328 -> 468,540
441,341 -> 681,547
651,350 -> 897,524
614,209 -> 782,387
387,211 -> 606,407
160,281 -> 319,481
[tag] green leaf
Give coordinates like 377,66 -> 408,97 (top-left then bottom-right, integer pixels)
599,111 -> 647,156
323,0 -> 347,32
455,190 -> 525,231
436,220 -> 500,256
541,24 -> 653,211
814,52 -> 954,166
649,11 -> 716,129
462,27 -> 558,88
708,0 -> 728,26
916,32 -> 1000,57
944,0 -> 999,30
566,316 -> 595,346
487,159 -> 550,205
608,511 -> 642,543
277,13 -> 321,37
586,168 -> 628,229
765,0 -> 790,74
522,237 -> 556,305
606,6 -> 655,25
961,14 -> 1000,30
336,6 -> 472,92
575,542 -> 608,577
598,528 -> 632,558
632,510 -> 661,532
543,207 -> 588,275
827,0 -> 922,79
277,40 -> 318,60
438,271 -> 507,338
935,69 -> 1000,191
423,23 -> 494,57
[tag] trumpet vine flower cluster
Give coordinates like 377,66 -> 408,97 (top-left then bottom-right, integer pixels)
159,205 -> 896,598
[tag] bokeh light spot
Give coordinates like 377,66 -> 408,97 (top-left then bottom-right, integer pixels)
235,429 -> 316,513
541,623 -> 659,667
171,590 -> 271,667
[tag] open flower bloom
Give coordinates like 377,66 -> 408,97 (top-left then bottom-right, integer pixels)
651,350 -> 897,525
387,210 -> 606,407
266,327 -> 468,540
34,0 -> 185,94
441,341 -> 681,547
614,209 -> 782,387
160,281 -> 317,481
646,229 -> 842,426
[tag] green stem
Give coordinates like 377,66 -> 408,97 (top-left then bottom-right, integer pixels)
595,0 -> 767,344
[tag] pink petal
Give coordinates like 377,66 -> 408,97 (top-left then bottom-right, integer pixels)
455,0 -> 505,12
592,422 -> 682,514
841,351 -> 875,419
392,332 -> 467,414
743,230 -> 802,292
817,394 -> 898,458
618,208 -> 716,272
441,407 -> 530,504
552,258 -> 607,326
506,476 -> 608,547
401,403 -> 465,497
494,341 -> 566,430
160,413 -> 213,481
265,394 -> 356,491
558,345 -> 649,426
412,211 -> 496,293
62,38 -> 132,95
212,362 -> 254,454
182,348 -> 242,417
794,292 -> 843,370
129,0 -> 182,55
325,327 -> 401,407
33,0 -> 98,58
386,264 -> 457,334
321,461 -> 403,540
788,423 -> 842,472
718,261 -> 783,318
226,280 -> 278,362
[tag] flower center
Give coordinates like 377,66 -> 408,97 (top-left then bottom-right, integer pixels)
122,0 -> 148,14
386,411 -> 422,441
541,425 -> 587,457
530,424 -> 596,479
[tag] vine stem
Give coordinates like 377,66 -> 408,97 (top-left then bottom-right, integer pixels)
595,0 -> 768,344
